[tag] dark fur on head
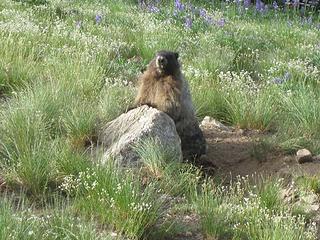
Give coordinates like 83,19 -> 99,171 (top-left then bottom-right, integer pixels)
153,50 -> 180,76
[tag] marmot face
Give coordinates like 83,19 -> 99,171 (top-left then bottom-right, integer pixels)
154,50 -> 180,76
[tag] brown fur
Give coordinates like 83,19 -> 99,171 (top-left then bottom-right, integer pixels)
134,50 -> 207,159
135,51 -> 183,122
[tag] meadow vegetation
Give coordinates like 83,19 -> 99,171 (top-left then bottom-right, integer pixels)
0,0 -> 320,239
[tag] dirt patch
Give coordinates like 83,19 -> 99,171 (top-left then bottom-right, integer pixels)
199,120 -> 320,181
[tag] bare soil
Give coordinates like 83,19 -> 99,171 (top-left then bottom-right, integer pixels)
199,123 -> 320,181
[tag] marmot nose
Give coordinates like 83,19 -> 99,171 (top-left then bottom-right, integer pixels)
158,56 -> 165,64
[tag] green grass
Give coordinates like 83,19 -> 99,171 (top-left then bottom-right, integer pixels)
0,0 -> 319,239
0,194 -> 114,240
134,137 -> 201,198
193,175 -> 316,239
69,162 -> 163,239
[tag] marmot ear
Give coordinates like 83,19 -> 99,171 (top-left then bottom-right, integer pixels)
174,52 -> 179,59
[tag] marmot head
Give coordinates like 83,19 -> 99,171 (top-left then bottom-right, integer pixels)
154,50 -> 180,76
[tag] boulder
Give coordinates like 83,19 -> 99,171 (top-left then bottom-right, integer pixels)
296,148 -> 313,164
98,106 -> 182,166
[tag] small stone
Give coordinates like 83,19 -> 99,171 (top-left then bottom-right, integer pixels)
200,116 -> 211,127
185,231 -> 193,237
296,148 -> 313,164
200,116 -> 231,131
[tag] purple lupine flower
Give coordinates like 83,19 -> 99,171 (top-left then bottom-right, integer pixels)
185,17 -> 192,28
256,0 -> 260,10
272,77 -> 284,84
206,16 -> 214,24
148,5 -> 160,13
199,8 -> 207,18
175,0 -> 185,11
272,1 -> 279,9
256,0 -> 265,12
259,3 -> 268,13
293,0 -> 300,7
138,0 -> 146,8
244,0 -> 251,9
95,14 -> 102,24
216,18 -> 226,27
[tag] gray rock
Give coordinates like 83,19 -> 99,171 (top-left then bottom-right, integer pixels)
296,149 -> 313,164
98,106 -> 182,166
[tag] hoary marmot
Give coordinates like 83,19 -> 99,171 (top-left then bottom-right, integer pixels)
134,50 -> 206,159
